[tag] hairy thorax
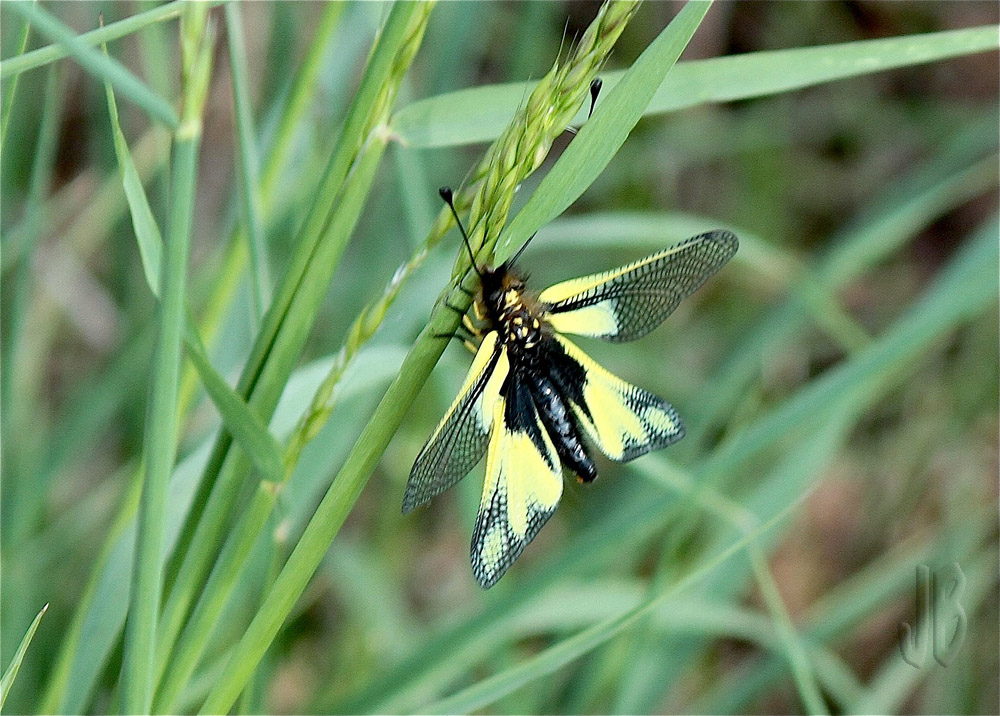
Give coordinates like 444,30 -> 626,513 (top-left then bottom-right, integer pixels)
478,265 -> 549,361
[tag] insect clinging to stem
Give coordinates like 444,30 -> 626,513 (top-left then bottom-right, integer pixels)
403,187 -> 738,587
403,85 -> 737,588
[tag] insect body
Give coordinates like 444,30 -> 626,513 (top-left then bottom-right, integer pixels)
403,190 -> 739,588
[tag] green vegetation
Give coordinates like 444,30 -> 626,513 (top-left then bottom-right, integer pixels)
1,1 -> 996,713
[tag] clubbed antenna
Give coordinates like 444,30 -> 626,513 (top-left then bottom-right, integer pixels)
440,186 -> 484,280
588,77 -> 602,118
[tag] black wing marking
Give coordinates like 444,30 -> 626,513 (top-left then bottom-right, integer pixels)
538,230 -> 738,342
402,332 -> 508,513
548,335 -> 684,461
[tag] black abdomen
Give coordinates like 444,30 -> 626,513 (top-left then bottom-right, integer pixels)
527,368 -> 597,483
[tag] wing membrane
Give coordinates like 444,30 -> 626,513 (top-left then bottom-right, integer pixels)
539,230 -> 738,342
403,332 -> 508,513
471,371 -> 563,588
550,335 -> 684,461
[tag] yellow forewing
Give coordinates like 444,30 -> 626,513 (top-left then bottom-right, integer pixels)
425,332 -> 502,445
402,332 -> 509,513
554,335 -> 683,461
538,231 -> 739,341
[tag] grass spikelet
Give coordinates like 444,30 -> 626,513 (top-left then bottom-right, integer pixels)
288,0 -> 641,466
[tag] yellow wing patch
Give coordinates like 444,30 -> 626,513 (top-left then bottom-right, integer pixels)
545,302 -> 619,338
554,335 -> 683,461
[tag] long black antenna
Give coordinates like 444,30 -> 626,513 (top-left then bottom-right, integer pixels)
439,186 -> 484,280
509,232 -> 537,265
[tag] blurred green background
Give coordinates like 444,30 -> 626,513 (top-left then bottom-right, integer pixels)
1,2 -> 997,714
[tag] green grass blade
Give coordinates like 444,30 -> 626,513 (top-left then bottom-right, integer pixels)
165,1 -> 346,499
183,332 -> 284,483
149,7 -> 433,709
36,470 -> 143,714
0,1 -> 225,78
1,63 -> 62,546
391,25 -> 1000,149
818,157 -> 999,285
125,10 -> 364,706
496,0 -> 712,259
257,2 -> 346,192
716,214 -> 997,482
152,481 -> 279,712
695,513 -> 995,713
700,216 -> 997,486
197,133 -> 401,716
160,2 -> 344,441
1,603 -> 48,710
17,329 -> 154,560
0,8 -> 33,152
167,3 -> 428,594
135,0 -> 176,101
673,220 -> 998,707
392,136 -> 436,249
4,1 -> 179,128
27,36 -> 404,688
1,123 -> 171,277
103,51 -> 162,297
646,24 -> 998,115
690,149 -> 998,448
34,343 -> 403,714
611,399 -> 859,714
749,545 -> 828,715
423,502 -> 802,714
224,3 -> 270,323
119,13 -> 213,711
102,42 -> 283,486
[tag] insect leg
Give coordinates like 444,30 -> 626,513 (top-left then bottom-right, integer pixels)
432,326 -> 481,354
462,313 -> 482,338
432,329 -> 466,342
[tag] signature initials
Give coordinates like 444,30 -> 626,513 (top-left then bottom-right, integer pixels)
899,562 -> 966,668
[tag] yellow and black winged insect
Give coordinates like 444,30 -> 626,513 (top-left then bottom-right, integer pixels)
403,188 -> 738,588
